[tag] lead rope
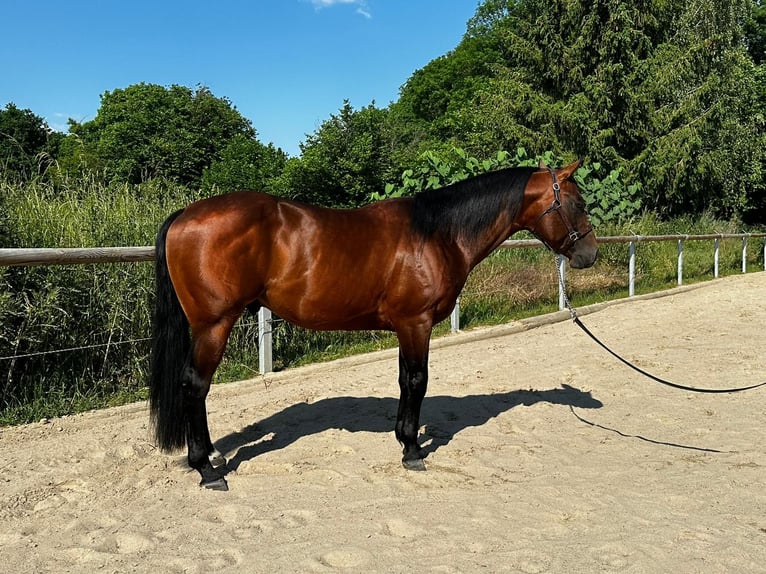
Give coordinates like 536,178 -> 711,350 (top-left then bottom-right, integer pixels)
555,257 -> 766,394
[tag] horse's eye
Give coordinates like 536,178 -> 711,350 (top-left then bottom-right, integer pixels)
568,198 -> 585,210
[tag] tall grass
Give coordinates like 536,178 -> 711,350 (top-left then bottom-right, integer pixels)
0,178 -> 763,425
0,177 -> 196,424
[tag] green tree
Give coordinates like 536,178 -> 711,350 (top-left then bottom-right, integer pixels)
744,0 -> 765,64
66,84 -> 256,186
637,0 -> 763,217
387,25 -> 504,167
276,101 -> 391,207
460,0 -> 659,163
385,0 -> 763,220
200,135 -> 287,193
0,103 -> 62,182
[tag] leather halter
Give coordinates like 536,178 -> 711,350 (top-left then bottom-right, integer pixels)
529,166 -> 593,253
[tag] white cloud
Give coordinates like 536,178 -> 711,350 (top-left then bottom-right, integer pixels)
308,0 -> 372,19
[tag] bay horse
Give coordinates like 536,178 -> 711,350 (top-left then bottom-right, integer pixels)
150,161 -> 598,490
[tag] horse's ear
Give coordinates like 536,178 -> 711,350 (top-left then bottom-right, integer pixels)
558,159 -> 582,181
538,160 -> 549,170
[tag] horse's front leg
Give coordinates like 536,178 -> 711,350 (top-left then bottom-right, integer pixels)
394,323 -> 432,471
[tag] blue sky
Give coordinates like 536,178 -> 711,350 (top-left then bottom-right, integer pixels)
1,0 -> 479,157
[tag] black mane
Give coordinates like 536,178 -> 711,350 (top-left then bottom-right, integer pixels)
410,167 -> 536,241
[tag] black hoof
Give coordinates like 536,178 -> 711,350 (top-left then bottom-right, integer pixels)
402,457 -> 427,471
200,477 -> 229,491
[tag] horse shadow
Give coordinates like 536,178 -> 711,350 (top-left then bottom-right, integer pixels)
216,384 -> 602,471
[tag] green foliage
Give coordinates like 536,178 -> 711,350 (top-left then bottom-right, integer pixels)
200,135 -> 287,194
374,145 -> 641,226
274,101 -> 392,207
574,164 -> 642,226
387,0 -> 764,222
0,177 -> 195,249
635,0 -> 764,218
745,0 -> 766,64
375,146 -> 552,200
0,103 -> 62,182
64,84 -> 258,187
0,178 -> 197,424
372,147 -> 515,200
394,34 -> 502,130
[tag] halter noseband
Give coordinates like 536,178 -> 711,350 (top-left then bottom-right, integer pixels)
530,166 -> 593,252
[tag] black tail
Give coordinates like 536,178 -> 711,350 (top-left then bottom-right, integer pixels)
150,209 -> 189,452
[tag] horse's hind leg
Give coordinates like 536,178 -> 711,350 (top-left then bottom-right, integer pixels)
185,317 -> 238,491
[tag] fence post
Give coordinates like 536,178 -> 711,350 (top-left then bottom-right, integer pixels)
714,238 -> 720,278
450,298 -> 460,332
677,239 -> 684,286
628,241 -> 636,297
258,307 -> 273,374
742,237 -> 748,273
558,254 -> 566,310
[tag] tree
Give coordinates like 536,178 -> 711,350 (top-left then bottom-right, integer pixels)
636,0 -> 763,217
200,135 -> 287,193
386,0 -> 764,220
744,0 -> 765,64
276,101 -> 391,207
0,103 -> 61,182
387,25 -> 504,166
460,0 -> 660,162
66,84 -> 257,186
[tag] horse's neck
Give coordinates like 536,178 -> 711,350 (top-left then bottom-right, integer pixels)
460,180 -> 546,269
460,215 -> 524,272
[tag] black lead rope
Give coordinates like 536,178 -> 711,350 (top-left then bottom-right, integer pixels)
556,260 -> 766,394
572,315 -> 766,394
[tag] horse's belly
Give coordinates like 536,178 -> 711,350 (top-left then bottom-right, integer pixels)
263,295 -> 391,332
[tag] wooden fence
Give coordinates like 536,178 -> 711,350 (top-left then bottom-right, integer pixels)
2,232 -> 765,374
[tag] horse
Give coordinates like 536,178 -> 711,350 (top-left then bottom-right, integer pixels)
150,161 -> 598,490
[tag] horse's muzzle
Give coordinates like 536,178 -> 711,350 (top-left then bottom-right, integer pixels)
568,245 -> 599,269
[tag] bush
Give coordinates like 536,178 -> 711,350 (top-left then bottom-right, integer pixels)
375,146 -> 643,226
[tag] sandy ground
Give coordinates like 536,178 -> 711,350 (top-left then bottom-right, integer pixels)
1,273 -> 765,574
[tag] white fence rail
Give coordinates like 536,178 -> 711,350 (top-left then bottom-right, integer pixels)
2,232 -> 765,374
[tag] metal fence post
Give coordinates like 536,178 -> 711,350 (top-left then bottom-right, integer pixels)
714,237 -> 720,278
628,241 -> 636,296
742,236 -> 748,273
677,239 -> 684,286
450,298 -> 460,332
558,254 -> 566,310
258,307 -> 273,374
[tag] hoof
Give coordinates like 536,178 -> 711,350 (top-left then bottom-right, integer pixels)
200,477 -> 229,491
402,457 -> 427,472
209,450 -> 227,468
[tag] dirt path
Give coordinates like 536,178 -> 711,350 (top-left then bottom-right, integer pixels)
1,273 -> 765,573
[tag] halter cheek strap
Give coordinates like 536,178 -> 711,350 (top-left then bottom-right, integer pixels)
530,167 -> 593,252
